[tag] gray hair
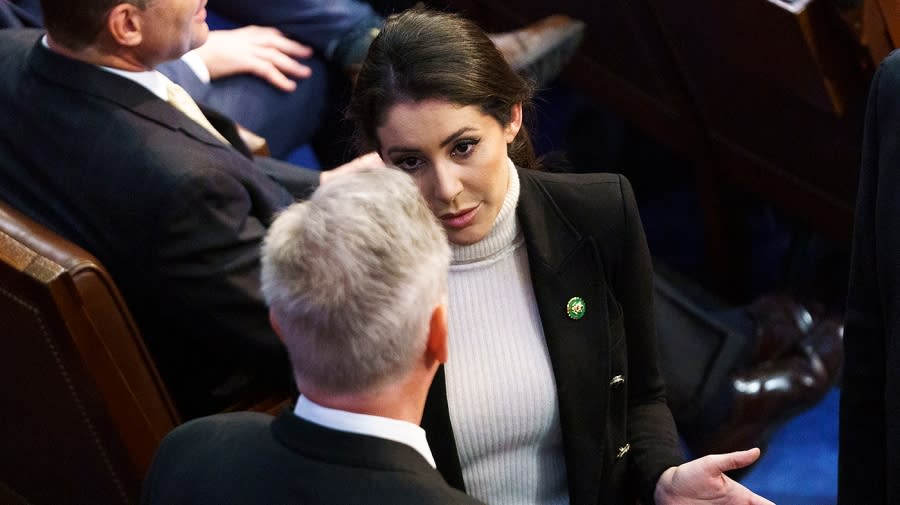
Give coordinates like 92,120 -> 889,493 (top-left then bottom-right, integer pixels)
261,167 -> 450,395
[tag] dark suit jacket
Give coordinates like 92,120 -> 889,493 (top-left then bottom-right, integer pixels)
0,29 -> 318,417
0,0 -> 41,28
423,169 -> 684,505
839,48 -> 900,505
0,3 -> 337,160
142,410 -> 485,505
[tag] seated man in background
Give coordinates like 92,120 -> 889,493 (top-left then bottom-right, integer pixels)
142,168 -> 482,504
0,0 -> 377,418
0,0 -> 335,160
0,0 -> 586,160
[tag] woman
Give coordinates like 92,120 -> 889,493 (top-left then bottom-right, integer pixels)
348,9 -> 772,505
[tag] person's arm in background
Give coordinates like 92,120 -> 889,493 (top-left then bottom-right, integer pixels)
204,0 -> 383,60
257,151 -> 382,198
190,25 -> 314,92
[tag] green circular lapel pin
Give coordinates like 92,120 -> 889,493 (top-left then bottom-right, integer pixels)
566,296 -> 586,320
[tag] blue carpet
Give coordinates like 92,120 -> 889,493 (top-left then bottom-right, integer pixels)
738,388 -> 839,504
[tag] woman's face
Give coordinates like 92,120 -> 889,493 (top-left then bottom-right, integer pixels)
376,99 -> 522,245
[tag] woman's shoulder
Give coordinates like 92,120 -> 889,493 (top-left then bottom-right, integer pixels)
519,167 -> 623,185
517,168 -> 634,216
516,168 -> 640,259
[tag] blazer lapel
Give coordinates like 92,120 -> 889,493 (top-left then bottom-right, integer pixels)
27,38 -> 251,158
517,170 -> 612,505
422,366 -> 465,489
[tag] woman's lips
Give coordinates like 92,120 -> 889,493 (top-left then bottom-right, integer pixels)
440,205 -> 479,229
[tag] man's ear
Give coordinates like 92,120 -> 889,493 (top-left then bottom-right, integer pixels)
426,303 -> 448,364
106,3 -> 143,47
504,102 -> 523,144
269,310 -> 285,344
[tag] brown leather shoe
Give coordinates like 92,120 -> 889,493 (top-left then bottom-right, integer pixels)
489,14 -> 586,87
747,293 -> 822,362
696,317 -> 844,457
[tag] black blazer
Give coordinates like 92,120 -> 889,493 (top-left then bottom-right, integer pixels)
839,48 -> 900,505
0,29 -> 318,417
142,410 -> 485,505
423,169 -> 683,505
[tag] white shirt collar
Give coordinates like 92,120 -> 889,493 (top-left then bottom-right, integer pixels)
41,34 -> 171,101
98,65 -> 169,101
293,395 -> 436,468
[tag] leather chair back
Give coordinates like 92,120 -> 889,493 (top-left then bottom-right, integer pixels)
0,200 -> 180,505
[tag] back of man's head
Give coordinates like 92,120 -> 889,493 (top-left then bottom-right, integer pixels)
261,168 -> 450,397
40,0 -> 147,50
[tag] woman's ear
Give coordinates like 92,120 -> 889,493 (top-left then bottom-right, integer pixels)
504,102 -> 523,144
107,3 -> 143,47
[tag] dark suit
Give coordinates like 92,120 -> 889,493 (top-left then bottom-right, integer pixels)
160,54 -> 335,160
839,48 -> 900,505
0,0 -> 40,28
0,1 -> 340,160
0,29 -> 319,417
423,169 -> 684,505
142,410 -> 485,505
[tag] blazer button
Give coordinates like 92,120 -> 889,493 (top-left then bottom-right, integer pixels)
616,443 -> 630,459
609,374 -> 625,387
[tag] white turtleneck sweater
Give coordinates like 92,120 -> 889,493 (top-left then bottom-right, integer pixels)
445,161 -> 570,505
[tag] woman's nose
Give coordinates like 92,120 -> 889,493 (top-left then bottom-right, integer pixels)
431,162 -> 463,204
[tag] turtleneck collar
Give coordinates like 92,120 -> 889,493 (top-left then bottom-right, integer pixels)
450,158 -> 521,264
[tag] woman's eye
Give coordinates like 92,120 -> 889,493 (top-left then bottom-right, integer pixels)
451,139 -> 479,157
394,157 -> 424,172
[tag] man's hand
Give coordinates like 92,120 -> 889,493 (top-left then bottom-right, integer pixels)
319,152 -> 386,185
654,448 -> 776,505
194,26 -> 313,92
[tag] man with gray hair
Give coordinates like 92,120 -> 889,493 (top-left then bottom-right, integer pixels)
142,167 -> 484,505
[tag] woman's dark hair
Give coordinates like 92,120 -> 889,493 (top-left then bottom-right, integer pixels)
348,8 -> 538,170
